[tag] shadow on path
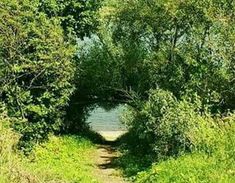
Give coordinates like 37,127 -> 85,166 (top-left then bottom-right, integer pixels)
92,132 -> 128,183
82,129 -> 151,181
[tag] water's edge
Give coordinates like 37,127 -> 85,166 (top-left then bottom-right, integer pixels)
87,105 -> 126,131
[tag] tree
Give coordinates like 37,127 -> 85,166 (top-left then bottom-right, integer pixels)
0,0 -> 75,149
108,0 -> 235,111
38,0 -> 102,38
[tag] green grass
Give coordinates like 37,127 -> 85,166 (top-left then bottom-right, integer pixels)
114,151 -> 153,179
135,152 -> 235,183
134,122 -> 235,183
115,117 -> 235,183
0,131 -> 100,183
24,135 -> 99,183
1,118 -> 234,183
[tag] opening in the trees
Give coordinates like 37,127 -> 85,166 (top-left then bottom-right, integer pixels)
86,104 -> 127,140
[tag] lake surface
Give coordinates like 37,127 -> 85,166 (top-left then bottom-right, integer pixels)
87,105 -> 127,131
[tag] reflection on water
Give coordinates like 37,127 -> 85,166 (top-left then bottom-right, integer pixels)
87,105 -> 126,131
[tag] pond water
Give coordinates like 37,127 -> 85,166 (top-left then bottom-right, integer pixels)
87,105 -> 127,131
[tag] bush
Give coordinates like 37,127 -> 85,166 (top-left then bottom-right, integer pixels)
0,0 -> 75,148
122,89 -> 225,158
135,118 -> 235,183
155,100 -> 220,157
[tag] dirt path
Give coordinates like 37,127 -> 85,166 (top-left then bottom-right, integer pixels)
93,131 -> 127,183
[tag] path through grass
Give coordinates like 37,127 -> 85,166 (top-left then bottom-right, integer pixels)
23,133 -> 127,183
93,144 -> 126,183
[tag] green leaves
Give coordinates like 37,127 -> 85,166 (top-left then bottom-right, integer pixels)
38,0 -> 102,38
122,89 -> 233,160
0,0 -> 76,149
106,0 -> 235,110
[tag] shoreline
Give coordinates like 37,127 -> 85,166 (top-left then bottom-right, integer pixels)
97,130 -> 127,141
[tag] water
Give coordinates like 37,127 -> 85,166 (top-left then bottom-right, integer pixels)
87,105 -> 126,131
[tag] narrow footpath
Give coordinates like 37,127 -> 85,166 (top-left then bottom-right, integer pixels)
93,131 -> 127,183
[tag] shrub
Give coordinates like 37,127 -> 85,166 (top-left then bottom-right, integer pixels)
121,89 -> 176,154
122,89 -> 225,158
0,0 -> 75,149
156,100 -> 220,157
135,117 -> 235,183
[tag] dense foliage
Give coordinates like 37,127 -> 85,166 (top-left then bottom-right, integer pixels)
0,0 -> 101,149
0,0 -> 76,149
38,0 -> 101,38
0,0 -> 234,182
135,117 -> 235,183
99,0 -> 235,181
72,0 -> 235,164
109,0 -> 235,110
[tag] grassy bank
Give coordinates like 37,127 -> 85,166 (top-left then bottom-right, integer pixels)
24,135 -> 99,183
114,118 -> 235,183
1,116 -> 234,183
135,152 -> 235,183
0,123 -> 99,183
114,138 -> 235,183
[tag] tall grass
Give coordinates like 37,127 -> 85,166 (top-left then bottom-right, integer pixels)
0,109 -> 36,183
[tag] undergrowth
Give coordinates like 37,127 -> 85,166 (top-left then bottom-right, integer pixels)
117,113 -> 235,182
